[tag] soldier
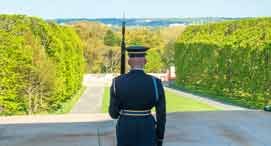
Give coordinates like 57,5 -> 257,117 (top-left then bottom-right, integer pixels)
109,46 -> 166,146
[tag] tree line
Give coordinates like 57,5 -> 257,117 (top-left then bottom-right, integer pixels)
175,18 -> 271,108
70,22 -> 185,73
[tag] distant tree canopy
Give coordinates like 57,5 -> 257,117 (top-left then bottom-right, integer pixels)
159,26 -> 186,67
126,26 -> 185,72
104,29 -> 120,46
0,15 -> 84,115
71,22 -> 185,73
71,22 -> 121,73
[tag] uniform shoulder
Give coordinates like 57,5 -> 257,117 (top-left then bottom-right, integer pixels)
112,73 -> 127,81
147,74 -> 162,82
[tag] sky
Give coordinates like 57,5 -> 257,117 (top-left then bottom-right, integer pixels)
0,0 -> 270,19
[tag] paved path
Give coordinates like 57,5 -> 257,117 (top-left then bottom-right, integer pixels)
166,87 -> 247,110
70,74 -> 108,113
1,111 -> 270,146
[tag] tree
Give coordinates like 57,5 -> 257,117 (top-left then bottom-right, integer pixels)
145,48 -> 165,73
104,29 -> 120,46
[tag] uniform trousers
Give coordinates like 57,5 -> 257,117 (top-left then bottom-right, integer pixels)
116,115 -> 157,146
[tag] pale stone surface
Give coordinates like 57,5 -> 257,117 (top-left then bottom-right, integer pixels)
0,111 -> 270,146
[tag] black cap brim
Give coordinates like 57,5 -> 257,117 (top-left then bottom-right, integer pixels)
126,46 -> 149,57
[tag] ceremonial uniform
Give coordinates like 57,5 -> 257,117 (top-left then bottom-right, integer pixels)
109,46 -> 166,146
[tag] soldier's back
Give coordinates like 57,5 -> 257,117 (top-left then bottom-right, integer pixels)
111,69 -> 159,146
114,69 -> 158,110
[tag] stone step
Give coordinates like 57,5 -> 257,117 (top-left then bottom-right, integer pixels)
1,111 -> 270,146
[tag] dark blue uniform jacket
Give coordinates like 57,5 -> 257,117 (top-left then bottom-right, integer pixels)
109,69 -> 166,146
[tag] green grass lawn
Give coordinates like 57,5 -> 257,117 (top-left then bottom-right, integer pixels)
170,83 -> 266,109
102,87 -> 220,113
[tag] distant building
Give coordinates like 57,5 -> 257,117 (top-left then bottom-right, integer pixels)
165,66 -> 176,81
169,23 -> 186,27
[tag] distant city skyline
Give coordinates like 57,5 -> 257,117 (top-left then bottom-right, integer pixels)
0,0 -> 270,19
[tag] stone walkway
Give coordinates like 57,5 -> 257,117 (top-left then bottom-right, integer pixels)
1,111 -> 270,146
70,74 -> 108,113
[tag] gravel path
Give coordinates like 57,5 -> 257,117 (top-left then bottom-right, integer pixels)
166,87 -> 247,111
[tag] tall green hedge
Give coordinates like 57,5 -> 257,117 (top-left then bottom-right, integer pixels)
0,15 -> 84,115
175,18 -> 271,108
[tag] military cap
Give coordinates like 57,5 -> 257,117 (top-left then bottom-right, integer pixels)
126,46 -> 149,57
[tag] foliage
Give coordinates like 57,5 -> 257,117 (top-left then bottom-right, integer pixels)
125,27 -> 165,72
71,22 -> 121,73
159,26 -> 186,67
175,18 -> 271,109
145,48 -> 165,72
0,15 -> 84,115
71,22 -> 185,73
104,29 -> 120,46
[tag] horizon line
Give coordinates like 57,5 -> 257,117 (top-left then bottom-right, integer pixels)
1,13 -> 271,20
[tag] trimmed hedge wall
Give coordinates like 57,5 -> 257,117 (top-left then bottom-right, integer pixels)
0,15 -> 85,115
175,18 -> 271,108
